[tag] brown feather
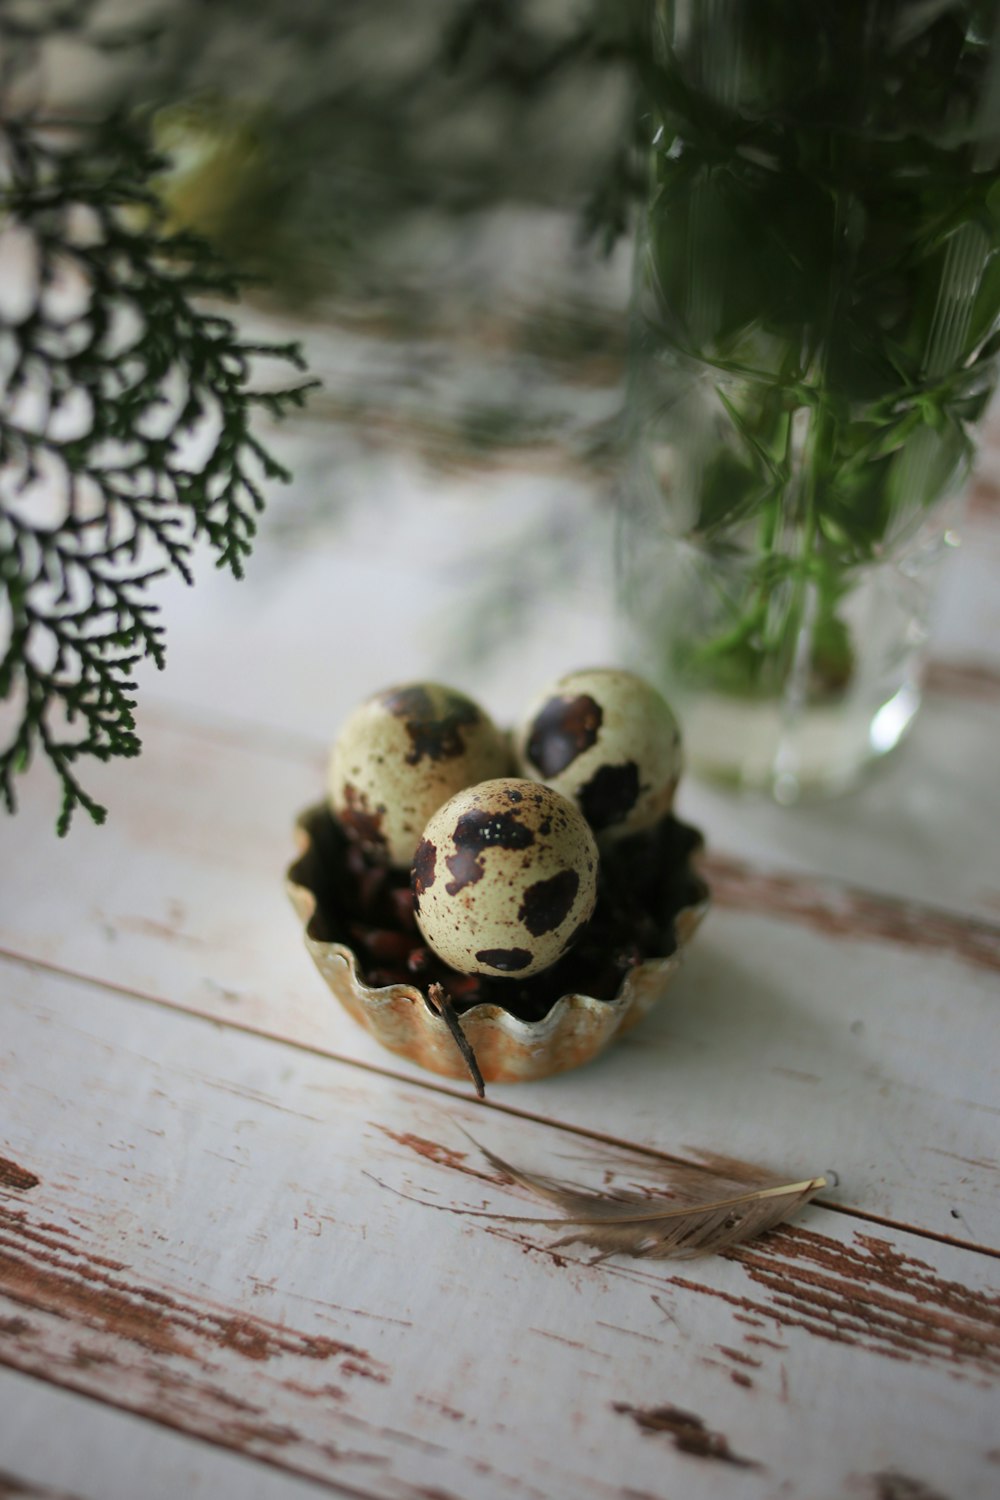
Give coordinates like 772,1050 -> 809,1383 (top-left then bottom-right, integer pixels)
464,1134 -> 828,1261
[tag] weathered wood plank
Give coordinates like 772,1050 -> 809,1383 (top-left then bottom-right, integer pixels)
122,440 -> 621,762
69,406 -> 1000,919
3,243 -> 999,1500
2,717 -> 997,1245
127,343 -> 1000,753
2,962 -> 998,1500
140,681 -> 1000,923
680,686 -> 1000,923
11,503 -> 1000,925
0,1470 -> 82,1500
0,1369 -> 346,1500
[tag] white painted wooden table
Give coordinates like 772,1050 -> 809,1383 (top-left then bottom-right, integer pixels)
2,368 -> 999,1500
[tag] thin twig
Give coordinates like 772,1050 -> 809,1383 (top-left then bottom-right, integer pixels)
427,982 -> 486,1099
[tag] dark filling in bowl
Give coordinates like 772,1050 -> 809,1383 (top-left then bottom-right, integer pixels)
291,805 -> 707,1025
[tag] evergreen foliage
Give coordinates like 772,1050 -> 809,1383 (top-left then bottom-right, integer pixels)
0,117 -> 317,832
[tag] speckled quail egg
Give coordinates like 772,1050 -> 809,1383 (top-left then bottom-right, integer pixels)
328,683 -> 510,868
411,778 -> 598,978
515,668 -> 682,839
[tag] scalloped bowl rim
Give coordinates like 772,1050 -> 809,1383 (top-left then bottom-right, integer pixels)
286,801 -> 709,1082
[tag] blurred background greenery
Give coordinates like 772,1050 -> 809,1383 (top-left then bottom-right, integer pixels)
29,0 -> 646,475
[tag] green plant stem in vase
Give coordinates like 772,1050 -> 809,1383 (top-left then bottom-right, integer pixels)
619,0 -> 1000,799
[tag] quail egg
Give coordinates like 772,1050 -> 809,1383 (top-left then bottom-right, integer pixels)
516,668 -> 682,838
329,683 -> 510,868
411,778 -> 598,978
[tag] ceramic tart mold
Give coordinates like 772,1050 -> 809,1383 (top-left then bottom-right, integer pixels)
286,801 -> 710,1087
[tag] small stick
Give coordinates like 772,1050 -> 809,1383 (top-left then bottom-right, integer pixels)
427,983 -> 486,1099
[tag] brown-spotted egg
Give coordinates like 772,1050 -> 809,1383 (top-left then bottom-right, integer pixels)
328,683 -> 510,868
411,779 -> 598,978
515,668 -> 682,838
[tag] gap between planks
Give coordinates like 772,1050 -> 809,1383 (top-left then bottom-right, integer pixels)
0,1364 -> 394,1500
3,942 -> 998,1267
133,698 -> 1000,972
140,651 -> 1000,767
925,658 -> 1000,704
0,1461 -> 87,1500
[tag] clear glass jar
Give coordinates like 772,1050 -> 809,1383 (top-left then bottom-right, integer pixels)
619,0 -> 1000,799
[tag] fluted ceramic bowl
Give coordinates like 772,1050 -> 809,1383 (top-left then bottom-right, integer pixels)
287,802 -> 709,1086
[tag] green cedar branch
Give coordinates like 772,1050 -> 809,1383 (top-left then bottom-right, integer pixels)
1,116 -> 318,833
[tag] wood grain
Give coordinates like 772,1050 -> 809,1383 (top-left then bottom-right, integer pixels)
0,1368 -> 351,1500
2,714 -> 997,1244
4,323 -> 1000,1500
2,962 -> 998,1500
701,853 -> 1000,974
0,1471 -> 85,1500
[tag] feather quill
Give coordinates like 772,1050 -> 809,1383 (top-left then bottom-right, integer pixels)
466,1136 -> 828,1261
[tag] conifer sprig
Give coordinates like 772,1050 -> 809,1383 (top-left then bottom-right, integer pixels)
0,118 -> 317,832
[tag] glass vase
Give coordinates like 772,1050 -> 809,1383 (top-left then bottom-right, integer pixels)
618,0 -> 1000,799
